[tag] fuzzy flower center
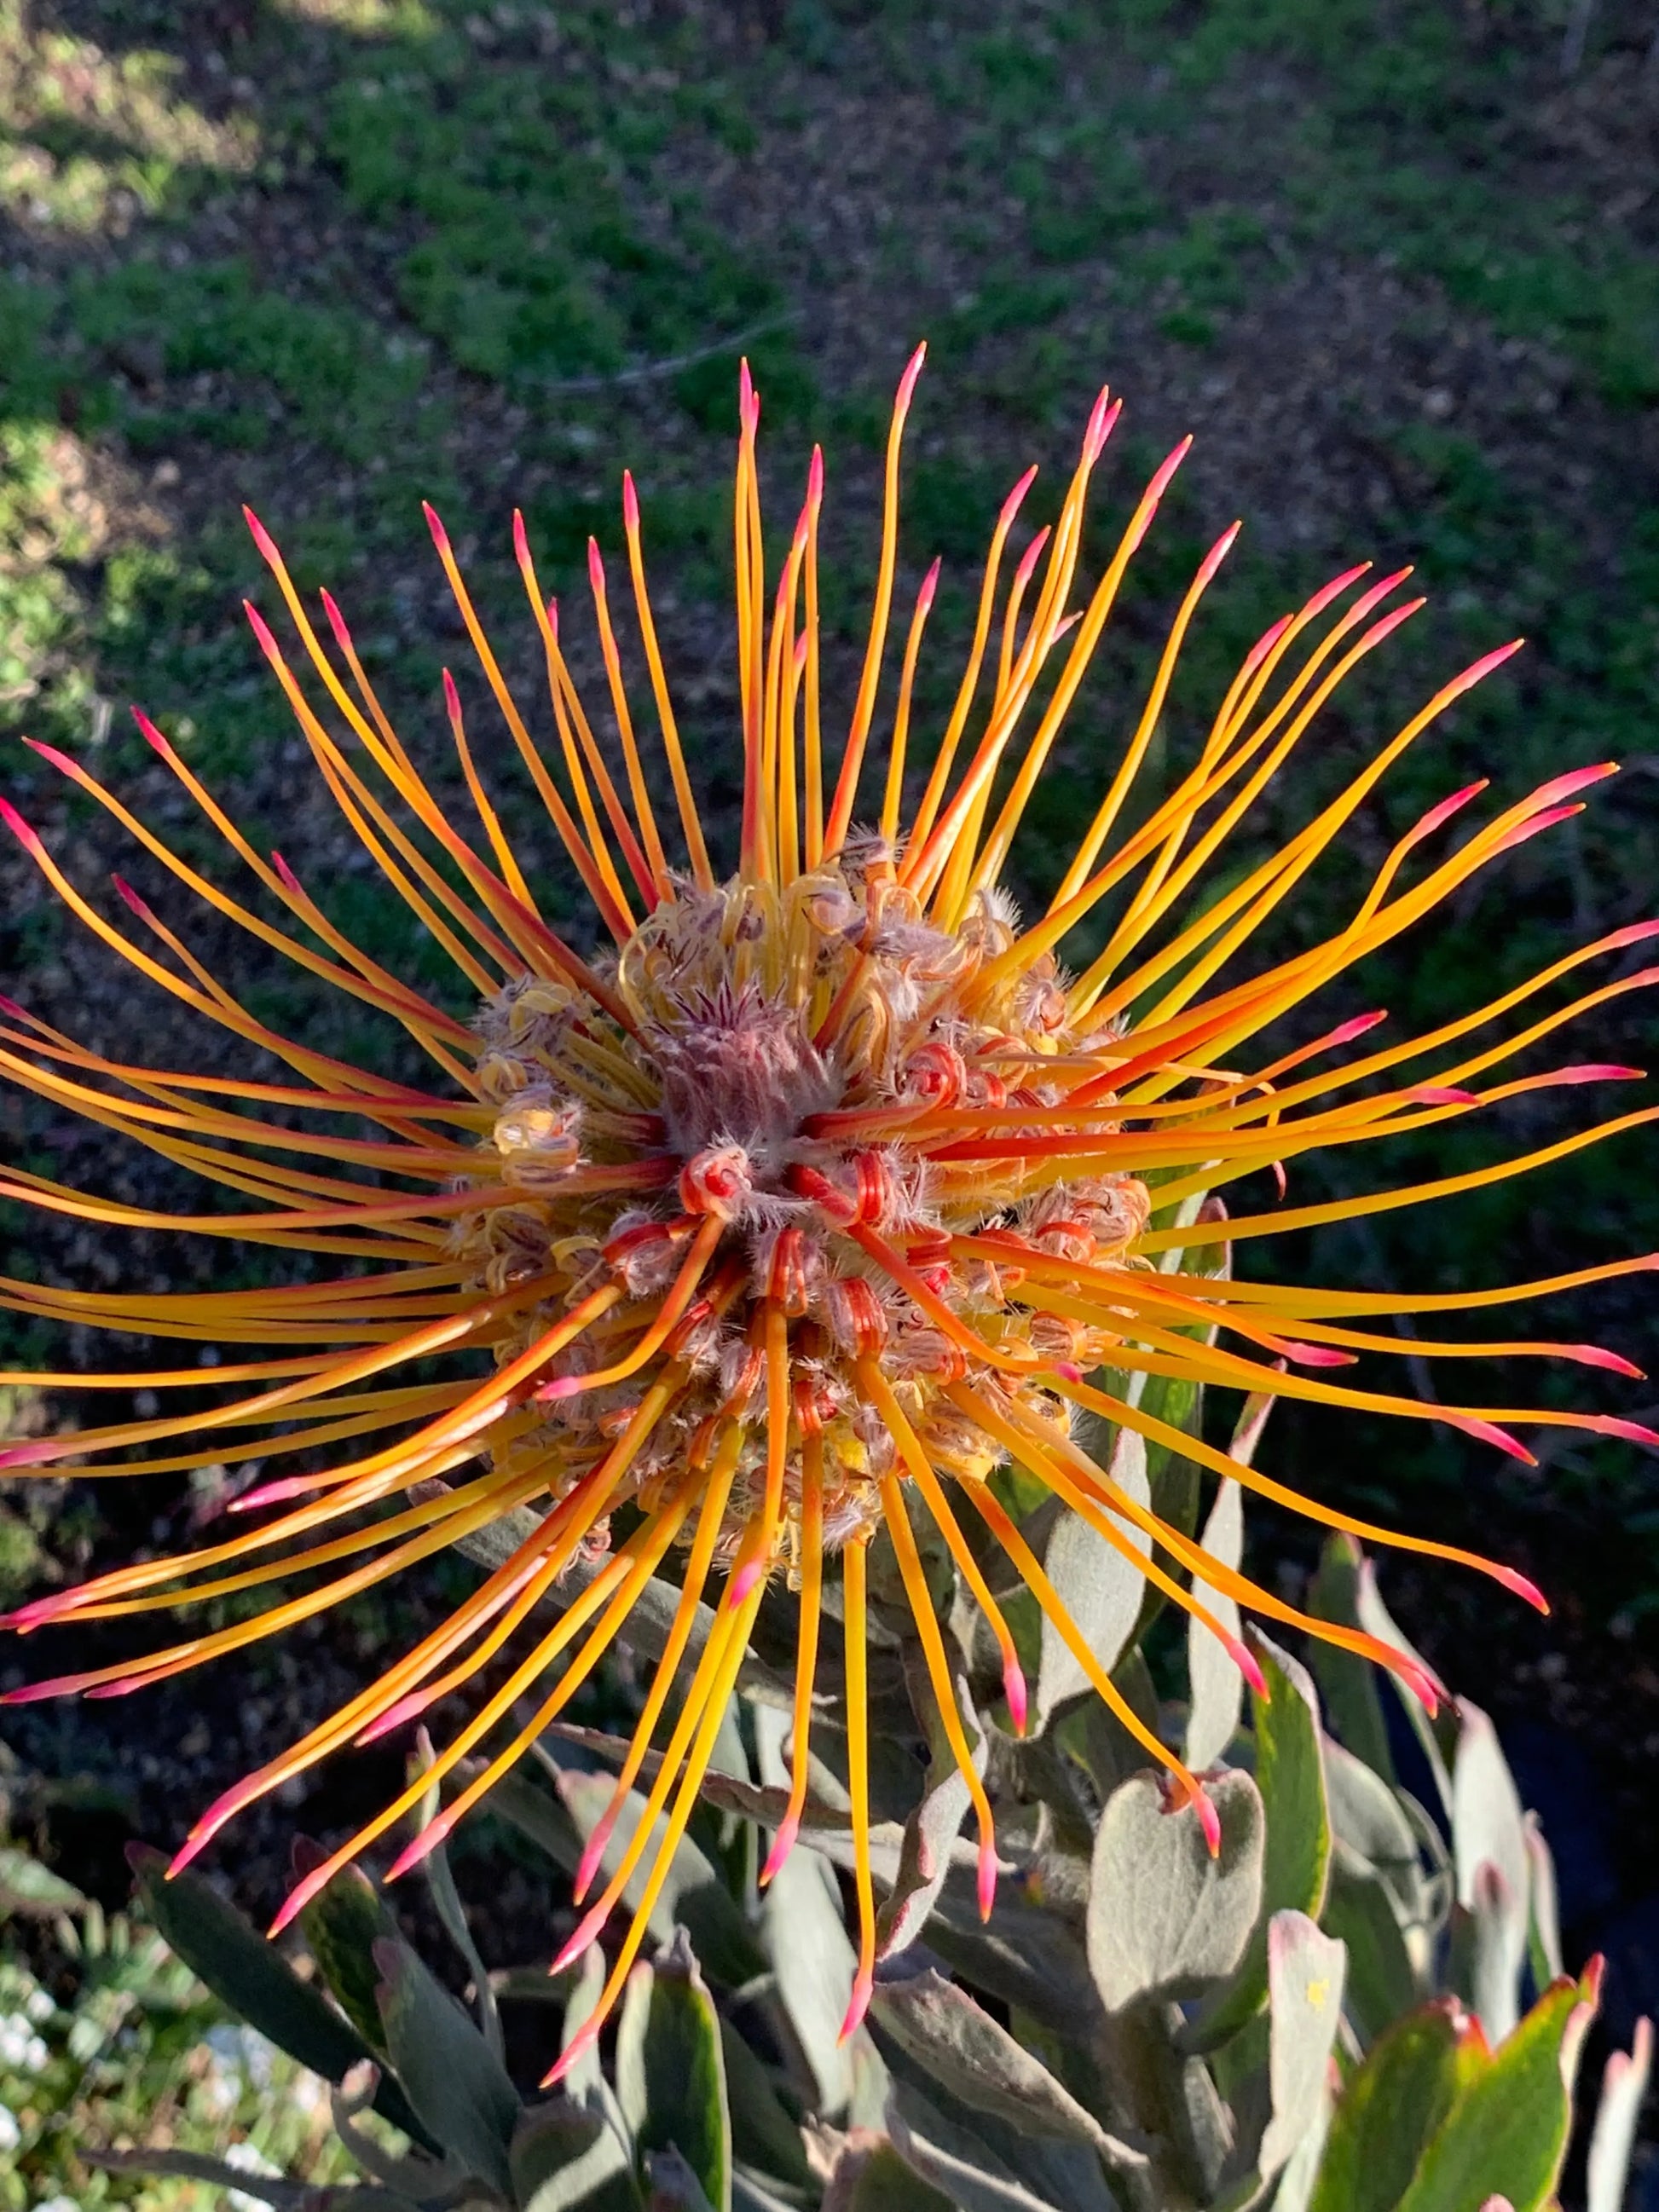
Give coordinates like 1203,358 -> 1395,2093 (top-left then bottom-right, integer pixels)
453,849 -> 1149,1568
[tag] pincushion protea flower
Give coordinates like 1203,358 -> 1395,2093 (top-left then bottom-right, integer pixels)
3,346 -> 1656,2076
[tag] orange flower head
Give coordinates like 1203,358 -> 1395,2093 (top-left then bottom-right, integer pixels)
3,345 -> 1656,2073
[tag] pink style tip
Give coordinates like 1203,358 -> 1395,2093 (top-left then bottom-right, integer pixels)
1448,1414 -> 1535,1466
535,1374 -> 583,1403
542,2018 -> 598,2089
422,501 -> 452,555
1436,637 -> 1525,704
1408,1086 -> 1483,1106
21,738 -> 77,777
0,796 -> 42,849
130,706 -> 174,756
1233,1642 -> 1269,1701
356,1689 -> 433,1746
1529,759 -> 1617,809
1593,1418 -> 1659,1448
0,994 -> 28,1023
318,589 -> 352,650
1569,1346 -> 1645,1379
1490,805 -> 1584,857
1303,559 -> 1376,624
550,1903 -> 605,1978
1197,522 -> 1242,586
1494,1564 -> 1549,1614
587,537 -> 607,593
807,444 -> 824,503
1408,781 -> 1491,847
896,340 -> 928,412
1194,1787 -> 1222,1858
1329,1011 -> 1389,1048
241,505 -> 279,562
1147,435 -> 1194,505
271,852 -> 303,895
227,1474 -> 315,1511
1241,611 -> 1294,676
728,1555 -> 767,1609
442,667 -> 462,723
838,1970 -> 874,2046
760,1812 -> 801,1887
621,471 -> 639,532
1395,1660 -> 1442,1717
1003,1660 -> 1028,1738
917,556 -> 942,611
110,875 -> 151,920
384,1817 -> 453,1885
0,1675 -> 84,1705
1085,396 -> 1123,466
241,599 -> 281,661
1546,1064 -> 1644,1086
977,1842 -> 998,1921
0,1435 -> 64,1470
571,1816 -> 616,1905
1,1591 -> 73,1632
997,463 -> 1040,528
1280,1340 -> 1356,1369
267,1864 -> 333,1938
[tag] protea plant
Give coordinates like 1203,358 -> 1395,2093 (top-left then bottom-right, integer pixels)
0,351 -> 1652,2147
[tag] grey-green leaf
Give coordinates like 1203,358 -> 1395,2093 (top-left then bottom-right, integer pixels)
1185,1473 -> 1244,1774
870,1966 -> 1142,2174
1188,1632 -> 1329,2044
127,1844 -> 426,2146
886,2096 -> 1072,2212
1035,1427 -> 1150,1730
614,1932 -> 731,2212
513,2096 -> 643,2212
1088,1768 -> 1264,2010
1257,1913 -> 1345,2181
1587,2016 -> 1653,2212
1450,1702 -> 1529,2044
760,1839 -> 859,2120
1523,1815 -> 1562,1990
1356,1563 -> 1452,1816
824,2140 -> 955,2212
1305,1534 -> 1396,1786
374,1935 -> 521,2192
1321,1863 -> 1417,2050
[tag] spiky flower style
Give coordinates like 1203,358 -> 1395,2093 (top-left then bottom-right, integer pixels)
2,349 -> 1655,2072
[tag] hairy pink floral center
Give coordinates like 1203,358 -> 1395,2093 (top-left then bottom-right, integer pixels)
454,850 -> 1148,1565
